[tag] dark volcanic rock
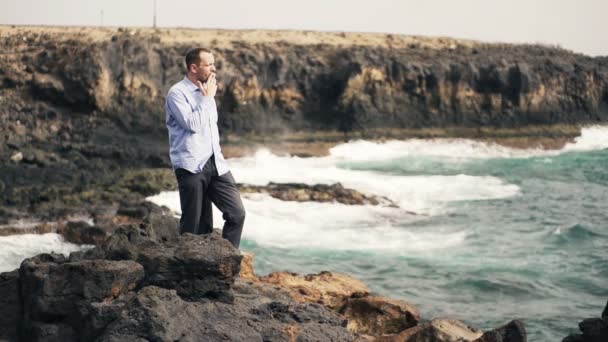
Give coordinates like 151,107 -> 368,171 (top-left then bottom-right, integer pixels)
19,256 -> 143,316
18,254 -> 144,341
99,285 -> 360,342
563,302 -> 608,342
0,270 -> 21,341
100,225 -> 241,302
474,320 -> 527,342
60,220 -> 107,245
135,232 -> 242,302
239,182 -> 399,207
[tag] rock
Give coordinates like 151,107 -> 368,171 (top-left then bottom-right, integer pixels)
0,270 -> 20,341
138,209 -> 179,242
562,301 -> 608,342
338,296 -> 420,336
18,254 -> 144,341
259,270 -> 370,309
473,320 -> 526,342
239,182 -> 399,207
578,318 -> 608,342
60,220 -> 107,245
134,232 -> 242,302
377,318 -> 483,342
239,251 -> 257,281
99,286 -> 362,342
10,151 -> 23,162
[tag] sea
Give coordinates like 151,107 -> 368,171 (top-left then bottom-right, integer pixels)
2,126 -> 607,341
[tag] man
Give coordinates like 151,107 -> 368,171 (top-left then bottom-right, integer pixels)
165,48 -> 245,248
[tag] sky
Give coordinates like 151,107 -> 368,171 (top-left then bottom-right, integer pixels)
1,0 -> 607,56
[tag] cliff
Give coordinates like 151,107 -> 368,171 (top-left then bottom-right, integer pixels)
1,25 -> 607,220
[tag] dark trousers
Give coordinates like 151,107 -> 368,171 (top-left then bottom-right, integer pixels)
175,157 -> 245,248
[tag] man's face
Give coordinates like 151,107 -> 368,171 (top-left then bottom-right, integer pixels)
193,52 -> 216,83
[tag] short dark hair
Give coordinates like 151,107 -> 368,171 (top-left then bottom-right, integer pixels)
185,48 -> 212,72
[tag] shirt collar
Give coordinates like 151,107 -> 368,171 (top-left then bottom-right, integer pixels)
182,76 -> 200,92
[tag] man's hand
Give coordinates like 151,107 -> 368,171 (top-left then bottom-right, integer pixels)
197,74 -> 217,97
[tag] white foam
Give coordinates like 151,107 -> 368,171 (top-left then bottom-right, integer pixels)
147,191 -> 468,252
328,125 -> 608,161
228,151 -> 519,215
562,126 -> 608,152
144,126 -> 608,251
0,233 -> 87,273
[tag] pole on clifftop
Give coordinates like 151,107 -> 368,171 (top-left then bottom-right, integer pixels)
153,0 -> 157,28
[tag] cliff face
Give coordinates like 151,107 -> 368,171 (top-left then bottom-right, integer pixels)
1,26 -> 607,219
2,27 -> 607,136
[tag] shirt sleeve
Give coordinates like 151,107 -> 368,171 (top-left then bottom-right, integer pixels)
165,89 -> 215,133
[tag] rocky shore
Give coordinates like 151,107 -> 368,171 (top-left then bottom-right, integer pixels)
1,26 -> 607,224
0,26 -> 607,341
0,206 -> 528,342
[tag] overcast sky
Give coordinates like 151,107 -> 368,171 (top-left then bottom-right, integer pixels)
1,0 -> 606,56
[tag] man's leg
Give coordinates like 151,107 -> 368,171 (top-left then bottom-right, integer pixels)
198,194 -> 214,234
207,171 -> 246,248
175,168 -> 204,234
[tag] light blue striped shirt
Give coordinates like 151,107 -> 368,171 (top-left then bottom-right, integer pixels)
165,76 -> 229,175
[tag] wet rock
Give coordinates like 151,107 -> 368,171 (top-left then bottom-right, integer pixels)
338,296 -> 420,336
473,320 -> 526,342
563,302 -> 608,342
240,182 -> 399,207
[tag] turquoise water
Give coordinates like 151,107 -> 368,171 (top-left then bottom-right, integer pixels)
242,147 -> 608,341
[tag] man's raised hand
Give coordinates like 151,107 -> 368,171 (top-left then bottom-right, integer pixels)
197,74 -> 217,97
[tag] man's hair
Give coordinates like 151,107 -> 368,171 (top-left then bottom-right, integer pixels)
185,48 -> 212,72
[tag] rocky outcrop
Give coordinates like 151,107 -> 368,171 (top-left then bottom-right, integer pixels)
1,227 -> 362,341
376,318 -> 483,342
563,300 -> 608,342
0,208 -> 529,341
258,270 -> 371,309
239,182 -> 399,206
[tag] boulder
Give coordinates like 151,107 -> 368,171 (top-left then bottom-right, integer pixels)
377,318 -> 483,342
60,221 -> 107,245
134,232 -> 242,302
563,301 -> 608,342
259,270 -> 370,309
473,320 -> 526,342
339,295 -> 420,336
18,253 -> 144,341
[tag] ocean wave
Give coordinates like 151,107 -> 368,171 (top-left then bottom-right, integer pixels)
328,125 -> 608,161
549,224 -> 605,244
228,150 -> 520,215
0,233 -> 86,273
147,191 -> 470,252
